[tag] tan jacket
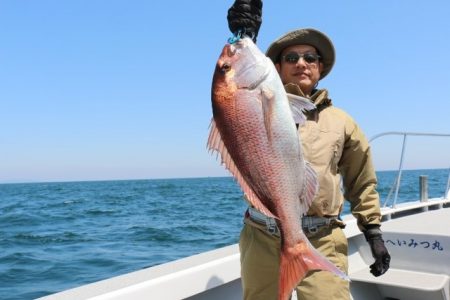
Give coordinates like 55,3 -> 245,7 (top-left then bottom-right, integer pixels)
287,84 -> 382,230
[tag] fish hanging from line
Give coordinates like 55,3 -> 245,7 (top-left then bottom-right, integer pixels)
207,37 -> 349,300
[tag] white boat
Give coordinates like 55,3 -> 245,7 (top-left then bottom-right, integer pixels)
38,132 -> 450,300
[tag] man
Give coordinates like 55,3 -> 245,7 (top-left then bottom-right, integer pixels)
228,2 -> 391,300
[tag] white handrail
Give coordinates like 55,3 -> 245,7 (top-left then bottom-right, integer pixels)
369,132 -> 450,207
446,167 -> 450,200
369,131 -> 450,143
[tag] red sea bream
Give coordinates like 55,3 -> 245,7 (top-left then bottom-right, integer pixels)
207,37 -> 349,300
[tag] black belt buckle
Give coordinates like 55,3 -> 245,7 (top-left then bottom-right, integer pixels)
265,217 -> 278,235
303,217 -> 331,235
307,225 -> 319,234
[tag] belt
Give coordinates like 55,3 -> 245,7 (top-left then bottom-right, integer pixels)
247,207 -> 338,236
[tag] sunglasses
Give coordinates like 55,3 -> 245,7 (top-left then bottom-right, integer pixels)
281,52 -> 321,64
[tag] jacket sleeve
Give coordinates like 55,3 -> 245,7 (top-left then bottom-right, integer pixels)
338,114 -> 382,231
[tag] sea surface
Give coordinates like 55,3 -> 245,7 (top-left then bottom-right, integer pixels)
1,169 -> 449,300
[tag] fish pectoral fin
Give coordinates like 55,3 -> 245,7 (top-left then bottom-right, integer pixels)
261,88 -> 275,141
286,93 -> 316,126
207,119 -> 277,219
299,162 -> 319,215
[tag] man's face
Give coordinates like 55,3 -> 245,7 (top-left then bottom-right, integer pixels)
275,44 -> 323,96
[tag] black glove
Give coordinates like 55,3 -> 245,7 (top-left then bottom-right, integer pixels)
364,225 -> 391,277
227,0 -> 263,42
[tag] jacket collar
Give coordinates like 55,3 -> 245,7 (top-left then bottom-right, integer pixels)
284,83 -> 332,109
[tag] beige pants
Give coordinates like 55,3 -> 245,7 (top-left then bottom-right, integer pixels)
239,221 -> 350,300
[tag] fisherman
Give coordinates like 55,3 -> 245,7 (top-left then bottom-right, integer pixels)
227,1 -> 391,299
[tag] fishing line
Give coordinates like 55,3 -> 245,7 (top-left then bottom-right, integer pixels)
227,29 -> 255,44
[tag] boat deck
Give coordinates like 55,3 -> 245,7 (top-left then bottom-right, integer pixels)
347,200 -> 450,300
38,198 -> 450,300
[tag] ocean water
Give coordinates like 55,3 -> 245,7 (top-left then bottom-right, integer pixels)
0,169 -> 449,300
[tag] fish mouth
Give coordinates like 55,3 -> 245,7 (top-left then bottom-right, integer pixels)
226,43 -> 237,57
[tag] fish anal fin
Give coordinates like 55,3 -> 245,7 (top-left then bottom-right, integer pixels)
207,119 -> 276,219
278,241 -> 350,300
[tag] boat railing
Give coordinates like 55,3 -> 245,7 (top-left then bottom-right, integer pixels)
446,168 -> 450,199
369,131 -> 450,208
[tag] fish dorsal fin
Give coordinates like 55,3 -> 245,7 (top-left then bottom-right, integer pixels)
207,119 -> 277,218
299,161 -> 319,215
287,93 -> 316,126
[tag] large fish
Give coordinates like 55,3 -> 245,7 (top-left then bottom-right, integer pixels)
207,37 -> 349,300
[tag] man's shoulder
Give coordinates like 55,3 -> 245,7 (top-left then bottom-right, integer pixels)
323,105 -> 353,119
321,106 -> 361,132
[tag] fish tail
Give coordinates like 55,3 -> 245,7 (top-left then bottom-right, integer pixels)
278,242 -> 350,300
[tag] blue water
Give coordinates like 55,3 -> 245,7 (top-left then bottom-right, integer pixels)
0,169 -> 448,300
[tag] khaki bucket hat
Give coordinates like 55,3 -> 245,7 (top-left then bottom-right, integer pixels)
266,28 -> 335,79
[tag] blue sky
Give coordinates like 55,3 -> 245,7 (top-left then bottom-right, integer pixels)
1,1 -> 449,183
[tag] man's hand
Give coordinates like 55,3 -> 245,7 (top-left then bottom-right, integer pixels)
364,225 -> 391,277
227,0 -> 263,42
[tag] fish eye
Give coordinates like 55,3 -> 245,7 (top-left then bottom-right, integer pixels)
221,63 -> 231,73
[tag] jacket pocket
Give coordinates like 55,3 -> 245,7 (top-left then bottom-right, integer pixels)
318,128 -> 343,175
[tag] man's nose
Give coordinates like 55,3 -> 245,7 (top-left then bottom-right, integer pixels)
295,57 -> 307,67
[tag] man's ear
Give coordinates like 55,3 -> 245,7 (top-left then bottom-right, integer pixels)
319,62 -> 324,76
275,63 -> 281,74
